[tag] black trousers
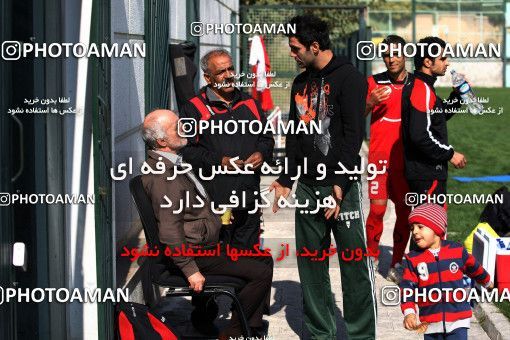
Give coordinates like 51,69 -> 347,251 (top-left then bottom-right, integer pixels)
221,208 -> 262,249
221,208 -> 273,315
195,255 -> 273,331
408,179 -> 447,251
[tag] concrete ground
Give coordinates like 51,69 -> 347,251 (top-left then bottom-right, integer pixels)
260,173 -> 489,339
149,170 -> 489,339
142,147 -> 490,339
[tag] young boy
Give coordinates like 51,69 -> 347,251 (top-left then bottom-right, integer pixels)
399,203 -> 494,339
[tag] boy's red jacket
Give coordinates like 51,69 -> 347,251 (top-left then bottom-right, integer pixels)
399,240 -> 490,326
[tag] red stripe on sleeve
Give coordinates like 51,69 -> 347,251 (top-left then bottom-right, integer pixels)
410,79 -> 436,113
118,311 -> 135,340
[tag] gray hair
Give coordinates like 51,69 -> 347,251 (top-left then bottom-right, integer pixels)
141,121 -> 166,150
200,49 -> 232,73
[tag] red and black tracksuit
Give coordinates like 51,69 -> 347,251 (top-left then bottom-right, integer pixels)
401,71 -> 462,201
400,240 -> 490,336
365,72 -> 411,267
180,87 -> 274,249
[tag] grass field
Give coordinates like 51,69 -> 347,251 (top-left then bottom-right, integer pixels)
436,87 -> 510,319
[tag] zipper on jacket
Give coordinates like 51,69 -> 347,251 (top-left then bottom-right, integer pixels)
311,77 -> 324,152
226,104 -> 234,119
435,254 -> 447,334
225,105 -> 235,154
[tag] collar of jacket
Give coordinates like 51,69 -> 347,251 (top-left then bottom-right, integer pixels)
147,149 -> 177,171
204,86 -> 241,107
306,54 -> 340,78
384,70 -> 407,84
414,70 -> 437,87
414,239 -> 449,258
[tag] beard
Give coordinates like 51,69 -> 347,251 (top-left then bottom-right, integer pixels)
167,137 -> 188,151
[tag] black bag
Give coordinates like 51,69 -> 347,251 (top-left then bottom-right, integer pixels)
479,186 -> 510,236
116,302 -> 181,340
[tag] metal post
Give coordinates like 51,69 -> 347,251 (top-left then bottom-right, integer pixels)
504,2 -> 508,87
231,11 -> 238,71
186,0 -> 200,92
0,0 -> 15,338
412,0 -> 416,42
44,0 -> 67,336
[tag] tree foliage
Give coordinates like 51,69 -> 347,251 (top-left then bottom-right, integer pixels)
241,0 -> 379,38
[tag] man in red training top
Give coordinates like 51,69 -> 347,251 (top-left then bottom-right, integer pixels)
365,35 -> 411,284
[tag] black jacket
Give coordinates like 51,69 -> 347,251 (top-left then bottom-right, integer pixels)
401,71 -> 461,181
276,55 -> 365,192
180,87 -> 274,207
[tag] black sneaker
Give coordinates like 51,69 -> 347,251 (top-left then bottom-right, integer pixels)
251,320 -> 269,338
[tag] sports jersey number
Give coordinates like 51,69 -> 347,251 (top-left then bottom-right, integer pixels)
370,181 -> 379,195
417,262 -> 429,281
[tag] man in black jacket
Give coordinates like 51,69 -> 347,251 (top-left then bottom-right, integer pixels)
270,15 -> 377,339
401,36 -> 466,207
180,49 -> 274,250
180,50 -> 274,336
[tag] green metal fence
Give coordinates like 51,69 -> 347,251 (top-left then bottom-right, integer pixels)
145,0 -> 171,111
368,0 -> 505,45
240,5 -> 370,115
90,0 -> 113,338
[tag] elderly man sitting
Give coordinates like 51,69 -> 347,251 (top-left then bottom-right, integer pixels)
140,109 -> 272,339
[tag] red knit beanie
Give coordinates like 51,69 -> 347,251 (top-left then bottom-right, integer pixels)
408,203 -> 447,237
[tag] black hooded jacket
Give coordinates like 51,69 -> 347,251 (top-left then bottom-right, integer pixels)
401,71 -> 461,181
277,55 -> 366,192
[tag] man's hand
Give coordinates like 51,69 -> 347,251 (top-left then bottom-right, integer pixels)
244,151 -> 264,170
221,156 -> 244,170
449,151 -> 467,169
486,281 -> 495,290
366,86 -> 391,114
188,271 -> 205,293
325,185 -> 342,220
403,313 -> 418,331
269,181 -> 291,213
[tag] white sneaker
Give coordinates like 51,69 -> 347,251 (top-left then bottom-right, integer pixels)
372,258 -> 379,272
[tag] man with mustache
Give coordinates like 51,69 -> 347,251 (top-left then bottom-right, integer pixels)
180,49 -> 274,250
180,49 -> 274,336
